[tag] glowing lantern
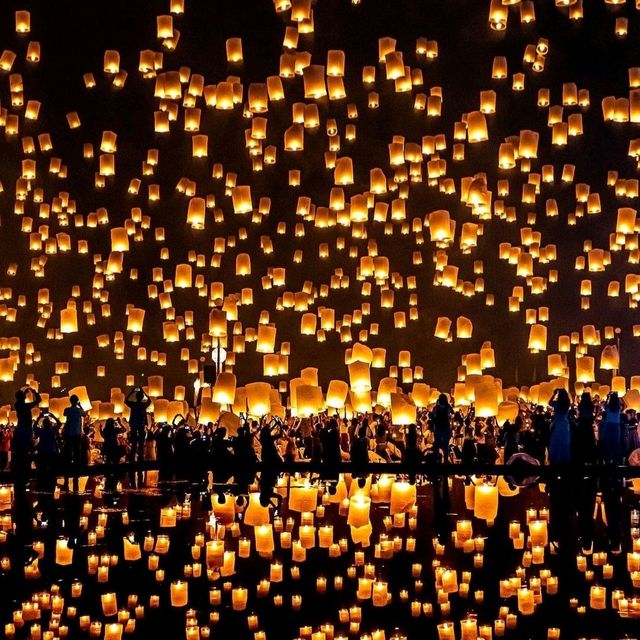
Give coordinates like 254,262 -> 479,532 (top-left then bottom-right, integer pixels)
60,306 -> 78,333
474,484 -> 498,521
326,380 -> 349,409
467,111 -> 488,142
390,393 -> 416,425
474,382 -> 499,418
435,317 -> 451,339
212,372 -> 236,405
576,357 -> 595,383
600,345 -> 619,370
456,316 -> 473,339
256,325 -> 276,353
348,361 -> 371,392
497,401 -> 519,424
528,324 -> 547,351
428,210 -> 452,242
245,382 -> 271,416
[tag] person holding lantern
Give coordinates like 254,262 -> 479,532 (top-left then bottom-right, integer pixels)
12,386 -> 41,472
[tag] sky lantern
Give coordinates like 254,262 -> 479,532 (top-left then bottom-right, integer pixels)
348,361 -> 371,393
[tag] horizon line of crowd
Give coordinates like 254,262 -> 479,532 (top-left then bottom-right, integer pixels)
0,385 -> 639,482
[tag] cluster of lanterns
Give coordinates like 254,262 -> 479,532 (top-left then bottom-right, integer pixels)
2,0 -> 640,416
1,473 -> 640,640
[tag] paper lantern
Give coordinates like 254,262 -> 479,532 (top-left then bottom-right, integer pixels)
212,372 -> 236,405
474,484 -> 498,521
326,380 -> 349,409
390,393 -> 416,425
497,401 -> 518,424
60,306 -> 78,333
347,495 -> 371,528
170,581 -> 188,607
245,382 -> 271,416
390,481 -> 416,515
256,325 -> 276,353
147,375 -> 163,397
295,384 -> 324,416
456,316 -> 473,339
576,356 -> 595,383
467,111 -> 488,142
236,253 -> 251,276
348,361 -> 371,392
528,324 -> 547,351
474,381 -> 499,418
174,264 -> 192,288
56,538 -> 73,565
435,316 -> 451,339
600,345 -> 619,370
428,210 -> 452,242
303,65 -> 327,99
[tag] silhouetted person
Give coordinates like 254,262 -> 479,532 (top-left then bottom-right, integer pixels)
63,394 -> 86,491
172,418 -> 191,480
430,393 -> 453,462
100,418 -> 124,493
599,392 -> 624,464
211,427 -> 233,483
573,392 -> 596,464
12,386 -> 41,472
549,388 -> 571,463
259,419 -> 283,467
0,426 -> 10,471
156,423 -> 174,481
190,427 -> 209,488
34,412 -> 60,491
501,417 -> 520,462
101,418 -> 124,465
320,418 -> 341,479
403,423 -> 421,466
350,425 -> 369,468
233,423 -> 257,490
530,405 -> 550,463
125,388 -> 151,487
461,427 -> 477,465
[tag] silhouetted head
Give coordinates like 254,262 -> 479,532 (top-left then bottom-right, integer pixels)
15,389 -> 26,402
136,390 -> 144,401
70,394 -> 80,406
105,418 -> 115,429
555,389 -> 571,412
607,392 -> 620,412
438,393 -> 449,406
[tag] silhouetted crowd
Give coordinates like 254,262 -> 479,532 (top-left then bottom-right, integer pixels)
1,386 -> 639,481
